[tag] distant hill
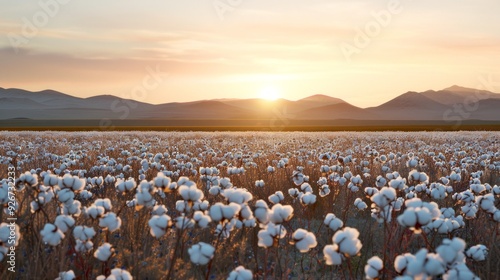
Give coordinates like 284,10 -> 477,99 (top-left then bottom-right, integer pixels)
0,86 -> 499,122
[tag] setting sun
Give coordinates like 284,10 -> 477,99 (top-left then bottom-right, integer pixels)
259,86 -> 281,101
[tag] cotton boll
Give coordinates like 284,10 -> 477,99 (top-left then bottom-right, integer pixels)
476,194 -> 495,213
443,263 -> 479,280
436,238 -> 466,267
94,243 -> 114,261
257,222 -> 286,248
55,270 -> 75,280
40,223 -> 65,246
365,256 -> 383,280
441,208 -> 455,219
188,242 -> 215,265
178,183 -> 204,203
17,171 -> 38,188
291,229 -> 317,253
193,211 -> 212,228
354,198 -> 367,210
371,187 -> 396,208
254,200 -> 270,225
0,223 -> 21,246
75,239 -> 93,252
99,212 -> 122,232
394,253 -> 416,274
209,185 -> 222,196
115,178 -> 136,193
323,244 -> 342,265
54,215 -> 75,233
332,227 -> 362,257
288,188 -> 300,198
461,202 -> 478,219
269,204 -> 294,224
222,188 -> 253,205
43,173 -> 59,187
151,205 -> 168,216
95,198 -> 113,212
175,216 -> 195,229
268,191 -> 284,204
57,189 -> 75,204
324,213 -> 343,231
300,193 -> 316,206
423,253 -> 446,276
389,177 -> 407,190
466,245 -> 488,261
73,225 -> 96,241
106,268 -> 133,280
85,205 -> 105,219
227,266 -> 253,280
319,185 -> 330,197
59,174 -> 85,192
364,187 -> 379,197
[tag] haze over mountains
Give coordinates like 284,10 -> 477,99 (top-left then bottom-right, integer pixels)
0,86 -> 499,121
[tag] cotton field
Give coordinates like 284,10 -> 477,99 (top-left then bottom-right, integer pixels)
0,131 -> 499,279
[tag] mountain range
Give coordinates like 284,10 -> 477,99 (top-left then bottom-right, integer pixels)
0,85 -> 499,121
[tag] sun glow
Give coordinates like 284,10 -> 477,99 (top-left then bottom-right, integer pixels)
259,86 -> 281,101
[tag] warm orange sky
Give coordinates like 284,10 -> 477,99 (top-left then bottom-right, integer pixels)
1,1 -> 499,107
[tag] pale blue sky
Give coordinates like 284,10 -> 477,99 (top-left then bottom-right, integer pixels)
1,0 -> 499,106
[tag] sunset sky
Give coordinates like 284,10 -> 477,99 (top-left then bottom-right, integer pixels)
1,0 -> 499,107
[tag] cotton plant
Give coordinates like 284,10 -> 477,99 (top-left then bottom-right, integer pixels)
397,198 -> 440,234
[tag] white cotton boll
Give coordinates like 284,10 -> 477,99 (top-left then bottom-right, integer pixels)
267,166 -> 275,173
178,184 -> 204,202
406,249 -> 427,276
99,212 -> 122,232
148,214 -> 172,237
55,270 -> 75,280
243,218 -> 256,228
319,185 -> 330,197
175,216 -> 195,229
269,204 -> 294,224
59,174 -> 85,191
95,198 -> 113,212
85,205 -> 105,219
107,268 -> 133,280
300,193 -> 316,206
75,239 -> 93,252
43,173 -> 59,187
17,171 -> 38,188
80,190 -> 93,200
375,176 -> 387,188
194,200 -> 210,211
254,200 -> 270,225
151,205 -> 168,216
338,177 -> 347,186
227,266 -> 253,280
469,183 -> 486,195
40,223 -> 65,246
188,242 -> 215,265
461,202 -> 478,219
0,223 -> 21,246
323,244 -> 342,265
347,182 -> 359,192
115,178 -> 136,193
209,185 -> 222,195
291,229 -> 317,253
436,238 -> 466,267
57,189 -> 75,204
268,191 -> 284,204
73,226 -> 96,241
443,263 -> 479,280
288,188 -> 300,198
332,227 -> 362,257
476,194 -> 495,212
54,215 -> 75,233
240,204 -> 253,220
193,211 -> 211,228
255,180 -> 265,188
300,183 -> 312,193
423,253 -> 446,276
94,243 -> 114,261
392,197 -> 404,211
354,198 -> 367,210
466,245 -> 488,261
394,253 -> 415,274
492,185 -> 500,195
371,187 -> 396,207
257,223 -> 286,248
222,188 -> 253,204
365,256 -> 383,280
389,177 -> 407,190
441,208 -> 455,219
324,213 -> 343,231
176,200 -> 189,213
364,187 -> 379,197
